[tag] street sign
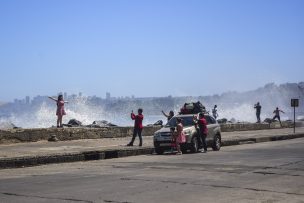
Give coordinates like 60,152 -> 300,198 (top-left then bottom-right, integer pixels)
291,98 -> 299,133
291,99 -> 299,107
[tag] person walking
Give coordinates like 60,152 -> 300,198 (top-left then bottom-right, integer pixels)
175,118 -> 186,155
193,113 -> 208,153
127,108 -> 144,146
273,107 -> 285,127
212,105 -> 218,119
48,95 -> 68,128
254,102 -> 262,123
161,110 -> 174,121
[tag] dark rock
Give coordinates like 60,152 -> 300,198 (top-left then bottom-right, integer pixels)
217,118 -> 228,124
0,122 -> 19,130
86,120 -> 117,128
63,119 -> 83,127
264,118 -> 273,123
48,135 -> 58,142
147,120 -> 163,126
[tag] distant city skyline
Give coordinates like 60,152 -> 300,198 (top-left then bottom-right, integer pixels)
0,0 -> 303,102
6,81 -> 304,104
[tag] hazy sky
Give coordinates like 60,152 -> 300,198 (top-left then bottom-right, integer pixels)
0,0 -> 303,102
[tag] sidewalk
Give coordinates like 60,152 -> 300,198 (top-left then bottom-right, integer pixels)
1,127 -> 304,169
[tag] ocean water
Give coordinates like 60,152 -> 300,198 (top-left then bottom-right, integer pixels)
0,100 -> 294,128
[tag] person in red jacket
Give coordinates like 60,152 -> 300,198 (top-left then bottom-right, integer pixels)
193,113 -> 208,153
127,108 -> 144,146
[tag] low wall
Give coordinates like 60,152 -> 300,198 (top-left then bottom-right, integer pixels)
220,121 -> 293,132
0,126 -> 161,144
0,121 -> 295,144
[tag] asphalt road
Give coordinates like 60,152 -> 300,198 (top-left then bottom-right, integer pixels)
0,138 -> 304,203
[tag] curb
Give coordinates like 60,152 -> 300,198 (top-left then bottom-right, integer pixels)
0,147 -> 154,169
1,133 -> 304,169
221,133 -> 304,146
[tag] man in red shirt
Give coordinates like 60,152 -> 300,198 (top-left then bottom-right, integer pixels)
127,108 -> 144,146
193,113 -> 208,153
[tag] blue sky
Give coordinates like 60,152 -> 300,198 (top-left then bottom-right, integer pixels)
0,0 -> 303,102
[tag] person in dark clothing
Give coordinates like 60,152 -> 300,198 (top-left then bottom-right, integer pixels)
162,110 -> 174,121
193,113 -> 208,153
254,102 -> 262,123
127,108 -> 144,146
212,105 -> 218,119
273,107 -> 285,127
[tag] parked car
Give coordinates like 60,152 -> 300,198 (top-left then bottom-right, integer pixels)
153,113 -> 221,155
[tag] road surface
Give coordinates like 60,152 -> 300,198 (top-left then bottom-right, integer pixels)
0,138 -> 304,203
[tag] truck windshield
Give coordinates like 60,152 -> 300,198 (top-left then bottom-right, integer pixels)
165,116 -> 195,127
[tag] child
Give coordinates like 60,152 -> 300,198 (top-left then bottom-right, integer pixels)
48,95 -> 68,128
170,127 -> 177,153
127,108 -> 144,146
176,118 -> 186,155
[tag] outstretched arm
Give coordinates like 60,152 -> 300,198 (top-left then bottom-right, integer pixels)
48,97 -> 57,102
161,111 -> 169,118
280,110 -> 285,113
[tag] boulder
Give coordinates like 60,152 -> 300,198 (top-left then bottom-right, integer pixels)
86,120 -> 117,128
0,122 -> 19,130
63,119 -> 83,127
264,118 -> 273,124
147,120 -> 163,126
217,118 -> 228,124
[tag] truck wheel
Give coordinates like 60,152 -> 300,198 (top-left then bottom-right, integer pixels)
212,134 -> 221,151
155,147 -> 164,155
190,136 -> 199,153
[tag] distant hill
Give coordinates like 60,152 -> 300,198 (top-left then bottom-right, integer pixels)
0,81 -> 303,127
201,82 -> 304,122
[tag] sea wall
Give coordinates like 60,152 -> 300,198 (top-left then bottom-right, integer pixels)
219,121 -> 294,132
0,127 -> 161,144
0,121 -> 295,144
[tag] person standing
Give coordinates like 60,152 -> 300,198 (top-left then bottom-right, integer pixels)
254,102 -> 262,123
48,95 -> 68,128
273,107 -> 285,127
212,105 -> 218,119
127,108 -> 144,146
161,110 -> 174,121
176,118 -> 186,155
193,113 -> 208,153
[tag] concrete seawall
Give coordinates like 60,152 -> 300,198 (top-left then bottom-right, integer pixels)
0,121 -> 295,144
0,127 -> 161,144
219,121 -> 293,132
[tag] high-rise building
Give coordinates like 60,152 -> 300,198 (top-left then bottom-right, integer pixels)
106,92 -> 111,100
25,96 -> 30,104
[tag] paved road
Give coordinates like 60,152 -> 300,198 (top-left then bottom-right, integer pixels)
0,138 -> 304,203
1,127 -> 303,159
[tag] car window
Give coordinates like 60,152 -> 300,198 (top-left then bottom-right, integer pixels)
165,116 -> 195,127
